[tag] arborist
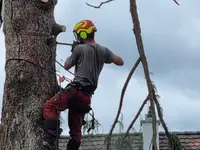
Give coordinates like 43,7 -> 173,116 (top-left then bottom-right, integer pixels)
42,19 -> 124,150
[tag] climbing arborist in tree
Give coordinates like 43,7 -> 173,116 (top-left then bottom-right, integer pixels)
42,19 -> 124,150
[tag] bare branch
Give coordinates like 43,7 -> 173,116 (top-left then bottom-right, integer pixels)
86,0 -> 114,9
108,57 -> 141,137
124,95 -> 149,137
173,0 -> 180,5
152,90 -> 170,138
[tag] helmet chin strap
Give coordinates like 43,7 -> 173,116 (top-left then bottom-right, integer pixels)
73,32 -> 84,44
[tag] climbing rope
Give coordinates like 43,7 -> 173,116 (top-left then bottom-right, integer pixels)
5,58 -> 73,82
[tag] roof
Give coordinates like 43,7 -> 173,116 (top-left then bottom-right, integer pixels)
59,131 -> 200,150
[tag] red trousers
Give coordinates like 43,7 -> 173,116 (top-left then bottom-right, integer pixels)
43,87 -> 91,145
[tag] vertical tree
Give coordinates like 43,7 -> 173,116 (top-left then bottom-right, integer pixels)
0,0 -> 65,149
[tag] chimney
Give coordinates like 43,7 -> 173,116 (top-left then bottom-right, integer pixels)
140,106 -> 160,150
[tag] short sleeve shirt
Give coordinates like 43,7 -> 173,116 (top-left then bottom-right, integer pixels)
65,43 -> 115,87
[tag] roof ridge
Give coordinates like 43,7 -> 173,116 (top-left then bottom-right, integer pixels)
59,131 -> 200,139
59,132 -> 141,139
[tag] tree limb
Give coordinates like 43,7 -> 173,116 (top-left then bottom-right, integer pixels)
173,0 -> 180,5
108,57 -> 141,137
152,90 -> 170,138
124,95 -> 149,137
129,0 -> 158,149
86,0 -> 114,8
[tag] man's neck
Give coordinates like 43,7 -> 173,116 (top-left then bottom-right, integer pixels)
84,39 -> 96,46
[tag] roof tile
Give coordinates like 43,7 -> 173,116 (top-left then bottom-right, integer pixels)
59,131 -> 200,150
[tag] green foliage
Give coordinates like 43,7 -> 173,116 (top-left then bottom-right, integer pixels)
105,113 -> 135,150
168,133 -> 186,150
114,136 -> 133,150
117,113 -> 124,133
151,80 -> 186,150
82,113 -> 102,135
105,136 -> 112,150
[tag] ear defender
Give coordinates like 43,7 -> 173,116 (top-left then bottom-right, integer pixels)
80,31 -> 87,40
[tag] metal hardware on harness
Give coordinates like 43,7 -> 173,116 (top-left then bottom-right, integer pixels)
67,82 -> 95,96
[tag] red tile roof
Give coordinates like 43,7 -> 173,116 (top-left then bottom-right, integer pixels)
59,131 -> 200,150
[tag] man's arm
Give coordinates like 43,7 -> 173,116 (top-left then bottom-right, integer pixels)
64,46 -> 81,70
112,54 -> 124,66
105,48 -> 124,66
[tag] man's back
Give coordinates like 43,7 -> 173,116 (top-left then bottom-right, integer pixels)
70,43 -> 115,88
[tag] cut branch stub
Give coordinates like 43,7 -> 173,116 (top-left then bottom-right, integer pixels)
41,0 -> 49,2
51,24 -> 66,37
35,0 -> 55,10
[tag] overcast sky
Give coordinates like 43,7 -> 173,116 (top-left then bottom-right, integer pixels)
0,0 -> 200,135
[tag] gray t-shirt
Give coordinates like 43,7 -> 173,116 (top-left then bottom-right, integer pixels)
65,43 -> 115,88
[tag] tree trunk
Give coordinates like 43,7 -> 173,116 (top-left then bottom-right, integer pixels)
0,0 -> 65,149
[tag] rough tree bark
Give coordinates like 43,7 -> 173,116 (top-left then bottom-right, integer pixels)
0,0 -> 65,149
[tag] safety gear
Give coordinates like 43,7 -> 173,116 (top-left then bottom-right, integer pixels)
42,131 -> 56,150
43,81 -> 96,150
43,84 -> 92,149
42,119 -> 62,150
73,20 -> 97,41
65,83 -> 93,114
66,81 -> 95,96
67,138 -> 80,150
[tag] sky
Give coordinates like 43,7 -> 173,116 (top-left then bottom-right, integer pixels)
0,0 -> 200,136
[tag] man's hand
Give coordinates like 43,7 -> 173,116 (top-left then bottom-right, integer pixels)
64,61 -> 70,70
71,40 -> 80,52
113,55 -> 124,66
65,43 -> 80,70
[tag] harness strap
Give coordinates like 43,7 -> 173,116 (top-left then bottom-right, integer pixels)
87,109 -> 95,133
65,83 -> 96,132
67,81 -> 96,95
65,84 -> 91,114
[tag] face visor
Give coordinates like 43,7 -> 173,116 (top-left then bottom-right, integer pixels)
73,32 -> 80,42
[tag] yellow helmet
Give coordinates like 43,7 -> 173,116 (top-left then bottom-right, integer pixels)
73,20 -> 97,40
